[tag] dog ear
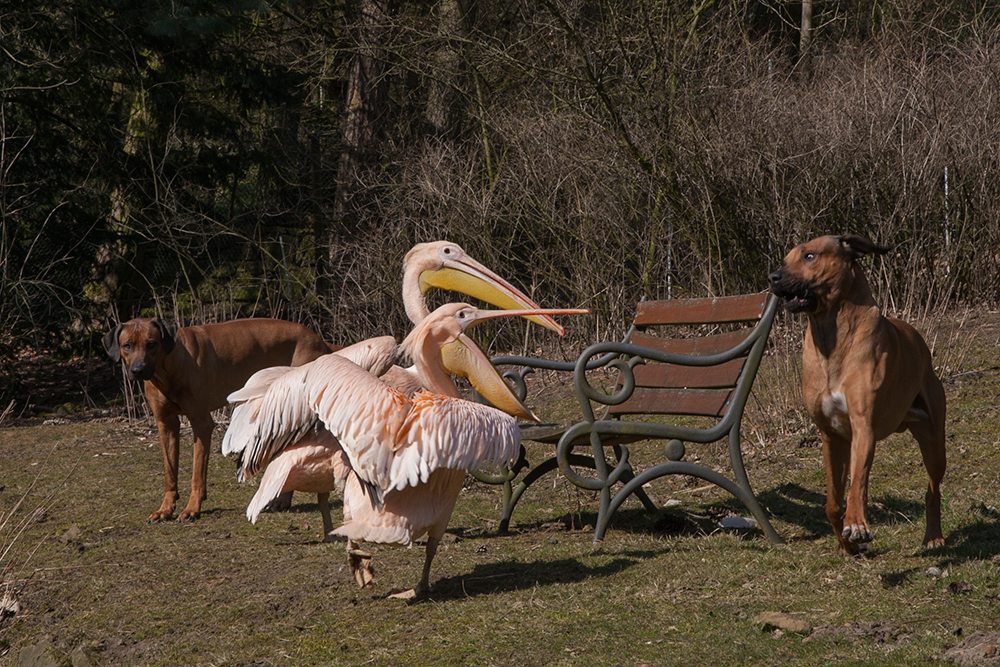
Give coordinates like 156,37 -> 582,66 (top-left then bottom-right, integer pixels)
102,324 -> 124,362
839,235 -> 890,260
155,319 -> 179,355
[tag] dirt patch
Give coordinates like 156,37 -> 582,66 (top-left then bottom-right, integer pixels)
941,633 -> 1000,666
804,621 -> 912,646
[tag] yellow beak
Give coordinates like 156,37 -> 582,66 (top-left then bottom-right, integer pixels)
440,334 -> 539,422
439,307 -> 590,422
419,255 -> 567,335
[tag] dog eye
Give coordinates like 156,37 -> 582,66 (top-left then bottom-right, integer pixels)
804,252 -> 816,261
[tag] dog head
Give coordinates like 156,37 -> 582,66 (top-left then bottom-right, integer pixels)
768,235 -> 889,314
102,318 -> 179,381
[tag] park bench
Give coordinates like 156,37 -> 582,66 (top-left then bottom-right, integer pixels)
473,291 -> 782,544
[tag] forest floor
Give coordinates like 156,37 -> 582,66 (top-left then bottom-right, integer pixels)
2,309 -> 1000,666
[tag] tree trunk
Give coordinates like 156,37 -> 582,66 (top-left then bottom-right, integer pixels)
324,0 -> 388,303
424,0 -> 464,140
799,0 -> 813,76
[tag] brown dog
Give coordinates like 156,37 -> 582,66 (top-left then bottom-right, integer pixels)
768,235 -> 946,554
103,318 -> 334,523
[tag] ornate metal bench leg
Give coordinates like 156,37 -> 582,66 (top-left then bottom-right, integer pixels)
727,431 -> 781,544
498,453 -> 599,531
497,477 -> 515,534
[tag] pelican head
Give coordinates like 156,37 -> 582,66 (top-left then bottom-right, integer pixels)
401,303 -> 589,422
402,241 -> 567,335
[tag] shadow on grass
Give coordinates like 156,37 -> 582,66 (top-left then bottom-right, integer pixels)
429,551 -> 661,601
754,482 -> 829,541
494,506 -> 717,540
938,502 -> 1000,563
754,486 -> 1000,563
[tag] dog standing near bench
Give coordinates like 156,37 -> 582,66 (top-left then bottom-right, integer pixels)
103,318 -> 334,523
768,234 -> 946,555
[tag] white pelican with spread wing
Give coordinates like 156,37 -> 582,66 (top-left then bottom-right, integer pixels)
223,303 -> 587,599
222,240 -> 566,532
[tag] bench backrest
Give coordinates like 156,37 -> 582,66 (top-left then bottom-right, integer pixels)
608,293 -> 774,419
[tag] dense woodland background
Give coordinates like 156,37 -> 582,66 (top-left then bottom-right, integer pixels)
3,0 -> 1000,392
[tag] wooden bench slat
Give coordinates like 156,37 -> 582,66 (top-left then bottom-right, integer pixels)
633,293 -> 768,326
629,329 -> 750,356
629,357 -> 745,389
608,387 -> 735,418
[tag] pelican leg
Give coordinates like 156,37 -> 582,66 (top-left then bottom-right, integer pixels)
348,541 -> 374,588
389,535 -> 437,600
318,492 -> 338,542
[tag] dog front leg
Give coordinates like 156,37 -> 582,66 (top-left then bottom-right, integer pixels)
842,424 -> 877,550
150,414 -> 181,523
821,432 -> 852,553
177,413 -> 214,522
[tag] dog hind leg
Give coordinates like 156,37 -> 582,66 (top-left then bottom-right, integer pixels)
908,385 -> 947,548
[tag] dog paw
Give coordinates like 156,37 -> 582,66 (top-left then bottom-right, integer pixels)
842,523 -> 873,544
923,535 -> 945,549
146,512 -> 172,524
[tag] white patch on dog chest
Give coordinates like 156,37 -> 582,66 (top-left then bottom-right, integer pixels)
822,391 -> 851,437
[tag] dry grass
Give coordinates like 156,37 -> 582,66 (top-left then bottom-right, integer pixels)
1,309 -> 999,666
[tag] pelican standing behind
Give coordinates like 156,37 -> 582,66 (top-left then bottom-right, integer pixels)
384,240 -> 566,394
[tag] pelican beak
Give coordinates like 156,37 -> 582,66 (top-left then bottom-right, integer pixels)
462,307 -> 590,330
440,307 -> 590,422
440,333 -> 540,422
419,254 -> 568,336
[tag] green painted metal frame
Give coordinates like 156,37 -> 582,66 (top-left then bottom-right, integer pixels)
473,291 -> 782,544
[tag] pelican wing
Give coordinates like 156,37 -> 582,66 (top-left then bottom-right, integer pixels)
225,362 -> 323,481
386,390 -> 521,492
303,354 -> 411,492
222,365 -> 296,459
334,335 -> 399,377
223,338 -> 401,481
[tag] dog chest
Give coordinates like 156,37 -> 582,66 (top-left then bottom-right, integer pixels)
819,390 -> 852,438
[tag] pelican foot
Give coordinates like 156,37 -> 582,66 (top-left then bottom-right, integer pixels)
263,490 -> 294,512
388,582 -> 428,601
349,548 -> 374,588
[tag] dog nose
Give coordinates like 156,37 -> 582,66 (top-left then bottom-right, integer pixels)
768,269 -> 783,285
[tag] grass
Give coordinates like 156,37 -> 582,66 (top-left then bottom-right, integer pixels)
2,311 -> 1000,666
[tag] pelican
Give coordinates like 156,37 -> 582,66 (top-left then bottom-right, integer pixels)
228,240 -> 566,525
382,240 -> 566,394
223,303 -> 587,599
400,241 -> 565,334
